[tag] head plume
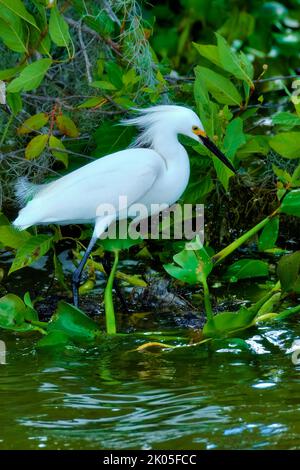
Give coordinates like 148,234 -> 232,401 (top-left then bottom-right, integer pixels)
120,105 -> 194,148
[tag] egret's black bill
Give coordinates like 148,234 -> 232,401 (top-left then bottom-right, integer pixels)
200,135 -> 236,174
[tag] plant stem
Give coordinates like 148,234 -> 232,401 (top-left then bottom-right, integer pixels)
212,210 -> 279,265
202,277 -> 213,321
104,250 -> 119,335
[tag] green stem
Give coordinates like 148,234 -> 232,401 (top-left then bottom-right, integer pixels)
202,277 -> 213,321
104,250 -> 119,335
212,210 -> 280,265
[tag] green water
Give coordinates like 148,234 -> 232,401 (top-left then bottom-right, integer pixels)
1,321 -> 300,450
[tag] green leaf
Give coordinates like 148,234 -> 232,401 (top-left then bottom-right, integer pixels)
0,8 -> 27,53
0,0 -> 38,30
18,113 -> 49,135
194,68 -> 220,137
77,96 -> 106,109
277,251 -> 300,293
55,114 -> 79,138
272,164 -> 292,184
91,80 -> 117,91
164,243 -> 213,285
203,306 -> 257,339
25,134 -> 48,160
101,236 -> 142,253
0,293 -> 38,332
223,117 -> 246,159
222,259 -> 269,282
7,59 -> 52,93
36,331 -> 72,349
196,66 -> 242,106
9,235 -> 53,274
193,43 -> 222,68
0,217 -> 31,249
49,135 -> 68,167
0,65 -> 24,80
280,189 -> 300,217
269,132 -> 300,159
237,135 -> 269,159
47,301 -> 100,342
49,6 -> 71,48
272,112 -> 300,129
216,33 -> 253,87
7,92 -> 22,115
258,216 -> 279,251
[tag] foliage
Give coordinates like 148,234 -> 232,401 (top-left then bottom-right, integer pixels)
0,1 -> 300,353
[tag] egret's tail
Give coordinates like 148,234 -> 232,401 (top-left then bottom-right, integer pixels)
15,177 -> 44,207
13,177 -> 45,230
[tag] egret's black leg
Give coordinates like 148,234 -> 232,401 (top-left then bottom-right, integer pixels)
72,236 -> 98,307
102,252 -> 129,314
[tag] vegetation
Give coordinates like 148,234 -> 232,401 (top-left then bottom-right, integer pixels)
0,0 -> 300,352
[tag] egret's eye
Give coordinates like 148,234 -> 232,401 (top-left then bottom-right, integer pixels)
192,126 -> 199,131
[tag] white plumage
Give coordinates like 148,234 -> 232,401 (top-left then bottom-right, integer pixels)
12,104 -> 234,306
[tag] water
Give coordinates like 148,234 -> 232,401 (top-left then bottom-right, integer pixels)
1,322 -> 300,450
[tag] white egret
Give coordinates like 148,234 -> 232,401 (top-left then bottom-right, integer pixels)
13,105 -> 235,306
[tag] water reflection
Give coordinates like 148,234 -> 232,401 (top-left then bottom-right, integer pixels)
0,322 -> 300,450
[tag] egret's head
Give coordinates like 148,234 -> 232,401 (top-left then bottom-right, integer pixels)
121,105 -> 236,174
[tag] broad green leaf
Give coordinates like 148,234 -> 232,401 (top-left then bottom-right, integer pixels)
272,164 -> 292,184
18,113 -> 49,135
194,68 -> 220,137
272,112 -> 300,129
0,293 -> 38,332
7,59 -> 52,93
36,331 -> 72,349
9,235 -> 53,274
203,306 -> 257,339
49,135 -> 68,167
0,217 -> 31,249
292,164 -> 300,187
101,236 -> 142,253
7,92 -> 22,115
216,33 -> 253,87
258,216 -> 279,251
0,8 -> 27,53
49,6 -> 70,48
91,80 -> 117,91
223,117 -> 246,158
193,43 -> 222,68
280,189 -> 300,217
237,135 -> 269,159
25,134 -> 49,160
77,97 -> 106,109
277,251 -> 300,293
0,65 -> 24,80
0,0 -> 38,30
47,301 -> 100,342
196,66 -> 242,106
55,114 -> 79,137
93,122 -> 135,157
269,132 -> 300,159
164,244 -> 213,285
222,259 -> 269,282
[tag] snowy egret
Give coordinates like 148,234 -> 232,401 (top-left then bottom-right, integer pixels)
13,105 -> 235,306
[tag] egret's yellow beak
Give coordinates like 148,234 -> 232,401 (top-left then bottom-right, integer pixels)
193,129 -> 236,174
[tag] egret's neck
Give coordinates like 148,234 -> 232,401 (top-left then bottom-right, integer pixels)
151,130 -> 188,165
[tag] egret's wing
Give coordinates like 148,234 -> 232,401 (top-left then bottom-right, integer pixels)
16,149 -> 163,226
